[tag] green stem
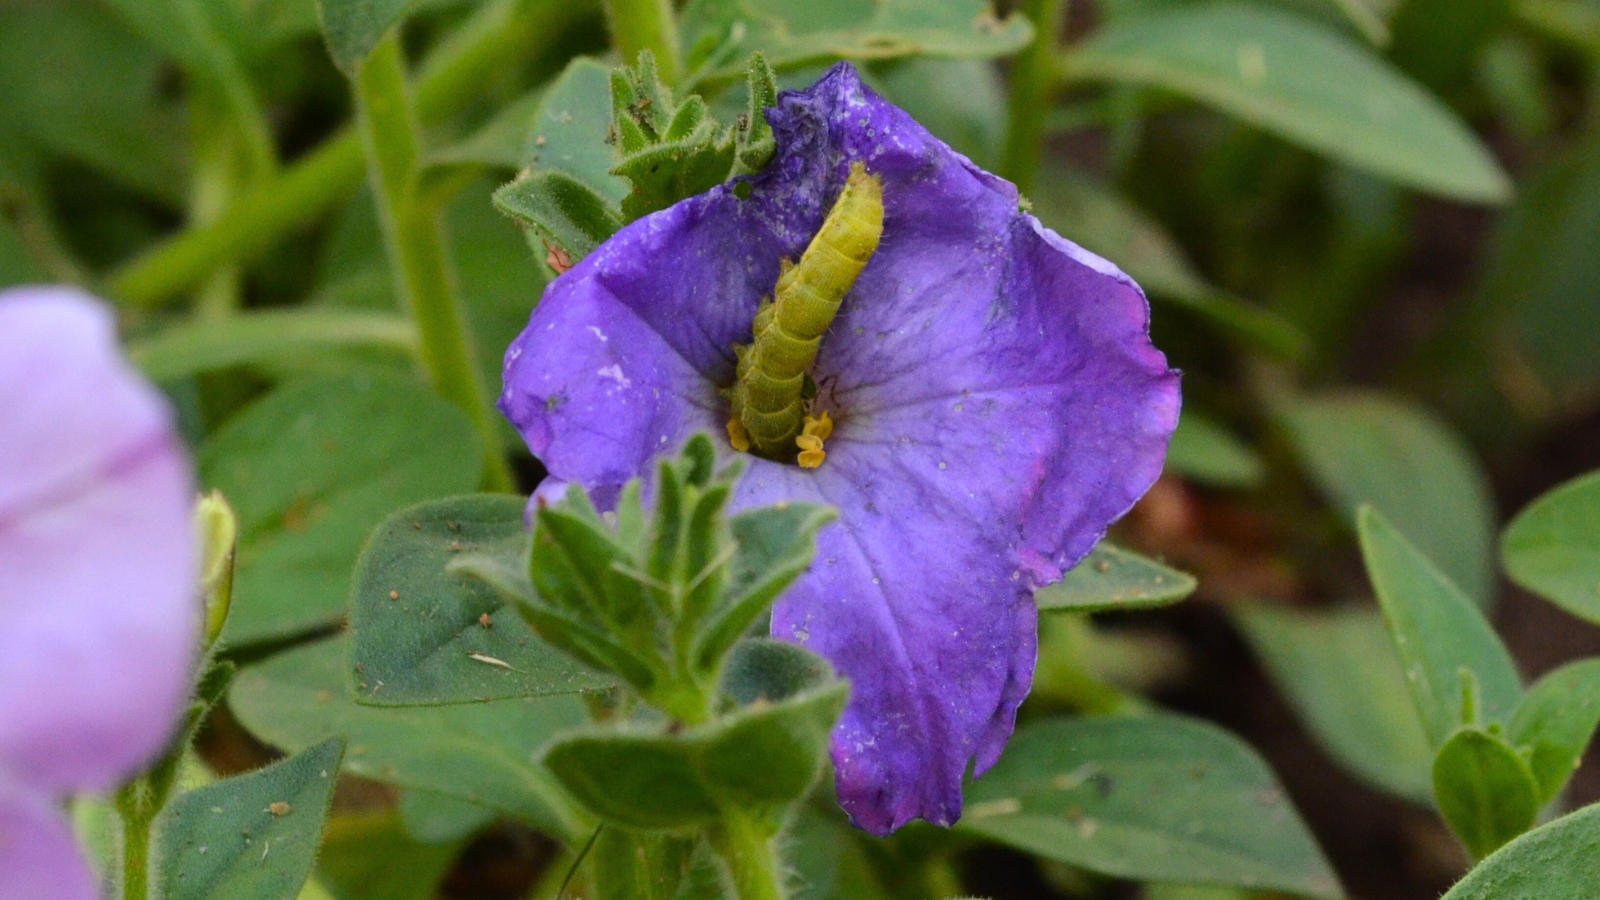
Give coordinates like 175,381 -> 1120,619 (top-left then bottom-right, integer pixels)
605,0 -> 682,84
108,0 -> 591,309
118,811 -> 150,900
710,811 -> 785,900
114,777 -> 166,900
356,33 -> 514,493
1001,0 -> 1067,194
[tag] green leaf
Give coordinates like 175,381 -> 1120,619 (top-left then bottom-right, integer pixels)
200,374 -> 483,644
153,738 -> 345,900
1439,801 -> 1600,900
1280,391 -> 1497,606
678,0 -> 1034,85
959,714 -> 1343,899
1034,543 -> 1197,613
0,2 -> 188,203
130,311 -> 417,382
694,502 -> 838,671
1508,657 -> 1600,804
1432,727 -> 1541,861
396,789 -> 496,844
1387,0 -> 1513,96
1061,3 -> 1512,203
1502,470 -> 1600,624
229,635 -> 590,841
493,170 -> 625,261
1474,134 -> 1600,411
719,638 -> 834,707
1235,605 -> 1434,803
544,650 -> 847,829
314,808 -> 463,900
1520,0 -> 1600,59
524,58 -> 631,203
591,830 -> 711,900
429,88 -> 547,170
1358,506 -> 1522,748
870,57 -> 1007,168
1029,162 -> 1308,359
349,494 -> 609,706
786,807 -> 892,900
316,0 -> 420,75
1166,409 -> 1266,489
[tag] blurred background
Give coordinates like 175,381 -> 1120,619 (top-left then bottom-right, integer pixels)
4,0 -> 1599,897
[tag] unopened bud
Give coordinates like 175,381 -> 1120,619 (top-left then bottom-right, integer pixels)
194,490 -> 237,649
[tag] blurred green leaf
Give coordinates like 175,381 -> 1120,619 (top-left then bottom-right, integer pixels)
0,2 -> 188,203
131,310 -> 417,382
1235,604 -> 1434,803
1324,0 -> 1391,44
429,88 -> 548,170
1503,471 -> 1600,623
348,494 -> 609,706
312,178 -> 547,442
960,714 -> 1343,899
786,807 -> 892,900
1062,3 -> 1512,203
1440,801 -> 1600,899
396,789 -> 497,844
0,217 -> 49,288
1030,163 -> 1308,358
1387,0 -> 1512,95
678,0 -> 1033,85
1358,506 -> 1522,748
200,374 -> 483,644
1035,543 -> 1198,613
1432,727 -> 1540,861
1166,409 -> 1266,489
870,58 -> 1007,168
230,635 -> 590,841
315,808 -> 463,900
100,0 -> 274,176
1279,391 -> 1496,606
1508,658 -> 1600,804
1520,0 -> 1600,57
1476,134 -> 1600,416
316,0 -> 421,74
153,738 -> 345,900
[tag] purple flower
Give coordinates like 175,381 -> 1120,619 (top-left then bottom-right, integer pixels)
0,287 -> 197,896
499,65 -> 1179,834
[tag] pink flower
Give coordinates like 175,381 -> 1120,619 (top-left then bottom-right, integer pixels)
0,287 -> 197,898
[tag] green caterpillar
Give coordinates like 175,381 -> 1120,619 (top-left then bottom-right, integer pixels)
726,161 -> 883,466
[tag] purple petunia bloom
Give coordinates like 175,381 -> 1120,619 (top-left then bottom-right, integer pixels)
499,64 -> 1179,834
0,287 -> 197,897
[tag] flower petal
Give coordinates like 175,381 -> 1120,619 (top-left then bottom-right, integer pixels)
0,784 -> 96,900
0,287 -> 198,792
498,65 -> 1178,833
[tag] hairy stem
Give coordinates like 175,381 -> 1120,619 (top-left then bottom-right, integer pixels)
605,0 -> 683,84
710,811 -> 786,900
356,33 -> 514,492
108,0 -> 590,308
1001,0 -> 1067,194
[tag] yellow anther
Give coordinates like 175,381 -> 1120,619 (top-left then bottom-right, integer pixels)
796,412 -> 833,468
803,410 -> 833,441
727,416 -> 751,452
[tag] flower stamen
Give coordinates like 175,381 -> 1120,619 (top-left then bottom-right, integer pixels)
796,411 -> 833,468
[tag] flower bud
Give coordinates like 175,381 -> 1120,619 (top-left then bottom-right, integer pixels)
194,490 -> 237,649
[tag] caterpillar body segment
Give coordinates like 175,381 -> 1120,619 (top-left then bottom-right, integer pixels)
727,162 -> 883,461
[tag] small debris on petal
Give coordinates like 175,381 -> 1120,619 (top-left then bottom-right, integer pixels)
269,802 -> 291,816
